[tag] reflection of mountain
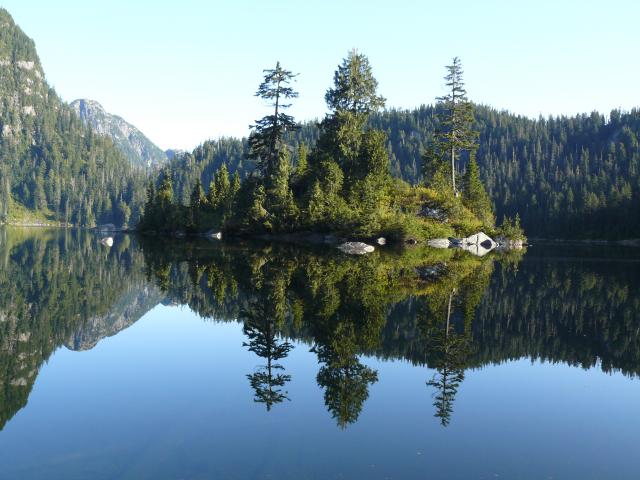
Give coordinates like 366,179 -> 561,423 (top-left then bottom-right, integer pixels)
0,228 -> 162,430
65,283 -> 163,351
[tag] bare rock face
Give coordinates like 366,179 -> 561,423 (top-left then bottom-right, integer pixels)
337,242 -> 375,255
70,99 -> 168,169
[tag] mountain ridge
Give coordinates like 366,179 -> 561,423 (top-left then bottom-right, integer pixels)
70,98 -> 168,169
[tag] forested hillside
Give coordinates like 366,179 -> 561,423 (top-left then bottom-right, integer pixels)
166,106 -> 640,239
0,9 -> 145,227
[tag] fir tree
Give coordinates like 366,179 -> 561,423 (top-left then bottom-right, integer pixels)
462,154 -> 494,227
248,62 -> 299,179
424,57 -> 477,196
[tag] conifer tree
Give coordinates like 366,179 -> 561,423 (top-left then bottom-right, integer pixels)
248,62 -> 299,179
424,57 -> 477,195
462,154 -> 494,226
319,49 -> 386,178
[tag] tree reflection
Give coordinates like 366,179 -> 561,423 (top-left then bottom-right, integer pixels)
243,299 -> 293,410
426,289 -> 469,426
315,323 -> 378,429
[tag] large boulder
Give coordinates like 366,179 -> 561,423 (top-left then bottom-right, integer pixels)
462,232 -> 496,249
337,242 -> 375,255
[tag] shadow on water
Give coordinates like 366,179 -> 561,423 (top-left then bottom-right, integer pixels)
1,227 -> 639,431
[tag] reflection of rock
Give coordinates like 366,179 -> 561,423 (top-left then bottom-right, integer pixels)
428,238 -> 450,249
416,262 -> 448,280
496,236 -> 524,249
100,237 -> 114,247
463,232 -> 496,249
337,242 -> 375,255
438,232 -> 497,256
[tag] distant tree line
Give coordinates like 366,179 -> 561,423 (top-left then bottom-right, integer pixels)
160,105 -> 640,240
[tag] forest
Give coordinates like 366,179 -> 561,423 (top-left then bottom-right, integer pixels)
159,105 -> 640,240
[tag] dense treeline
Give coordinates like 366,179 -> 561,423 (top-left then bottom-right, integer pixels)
163,106 -> 640,239
0,9 -> 146,227
141,53 -> 495,241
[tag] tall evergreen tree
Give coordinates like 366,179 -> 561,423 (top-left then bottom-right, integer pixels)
248,62 -> 299,179
424,57 -> 477,195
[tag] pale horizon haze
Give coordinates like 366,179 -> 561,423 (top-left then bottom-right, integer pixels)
3,0 -> 638,151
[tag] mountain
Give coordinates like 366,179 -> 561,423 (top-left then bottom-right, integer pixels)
0,8 -> 145,227
164,105 -> 640,239
71,99 -> 168,169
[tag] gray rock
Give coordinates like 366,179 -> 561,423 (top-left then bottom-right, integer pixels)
462,231 -> 496,248
376,237 -> 386,246
415,262 -> 448,280
427,238 -> 450,248
337,242 -> 375,255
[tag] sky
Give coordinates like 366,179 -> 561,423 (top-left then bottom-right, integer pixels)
2,0 -> 639,150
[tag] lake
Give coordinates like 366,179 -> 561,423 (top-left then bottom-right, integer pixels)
0,228 -> 638,479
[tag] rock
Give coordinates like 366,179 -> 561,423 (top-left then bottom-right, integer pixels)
419,205 -> 448,222
427,238 -> 450,248
415,262 -> 448,280
100,237 -> 114,247
376,237 -> 386,246
337,242 -> 375,255
204,230 -> 222,240
462,231 -> 496,249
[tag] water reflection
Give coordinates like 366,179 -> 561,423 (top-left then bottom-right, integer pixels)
1,227 -> 639,435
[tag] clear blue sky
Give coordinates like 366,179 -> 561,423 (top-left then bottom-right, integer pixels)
3,0 -> 638,150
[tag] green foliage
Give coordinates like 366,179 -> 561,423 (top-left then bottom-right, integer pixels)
462,154 -> 495,227
497,214 -> 526,241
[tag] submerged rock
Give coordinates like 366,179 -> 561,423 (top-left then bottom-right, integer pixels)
337,242 -> 375,255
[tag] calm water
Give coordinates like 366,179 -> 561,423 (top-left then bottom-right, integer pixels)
0,228 -> 638,479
